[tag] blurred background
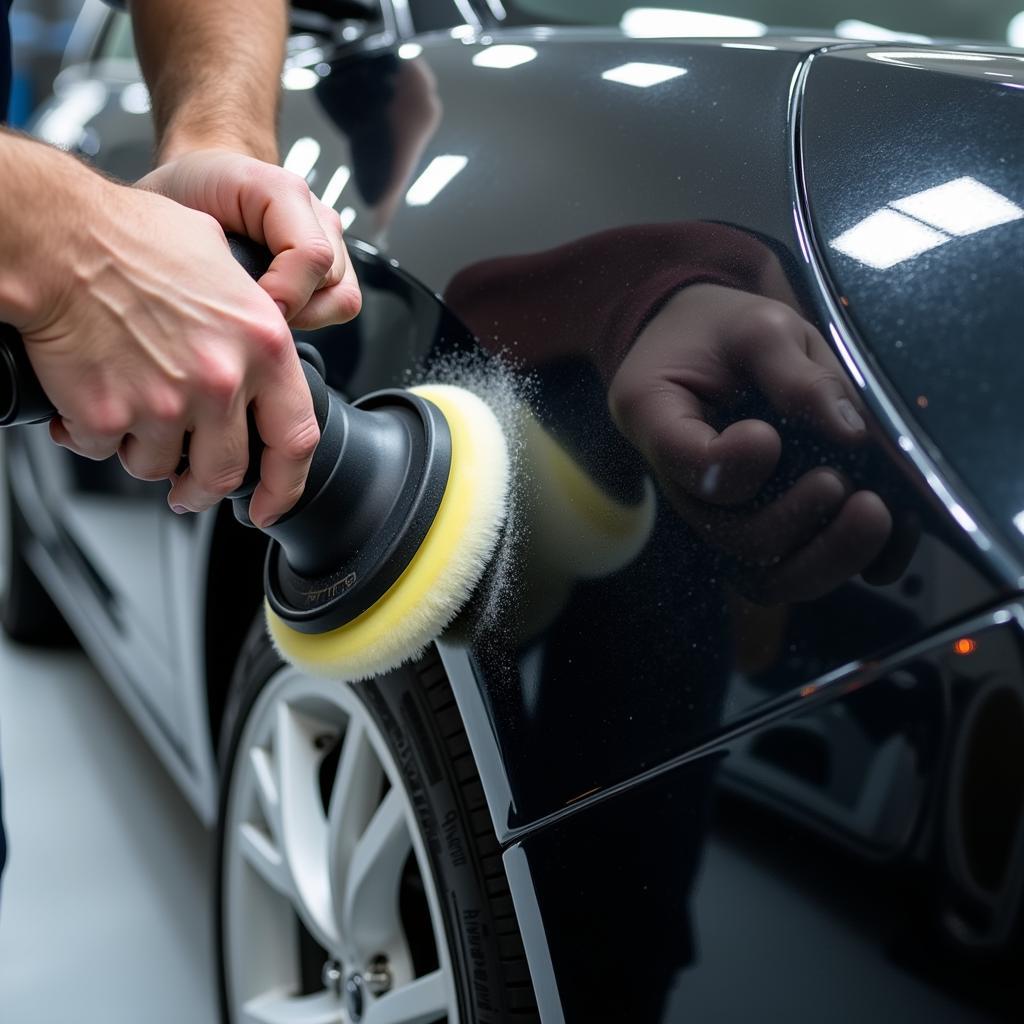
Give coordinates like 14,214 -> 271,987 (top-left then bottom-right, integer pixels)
3,14 -> 216,1024
7,0 -> 84,127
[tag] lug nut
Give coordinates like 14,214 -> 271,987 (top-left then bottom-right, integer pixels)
321,959 -> 343,996
363,954 -> 393,996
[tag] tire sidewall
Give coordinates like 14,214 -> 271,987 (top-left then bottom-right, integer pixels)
215,619 -> 517,1024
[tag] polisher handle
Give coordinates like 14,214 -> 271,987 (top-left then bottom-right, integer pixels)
0,234 -> 279,428
0,321 -> 53,427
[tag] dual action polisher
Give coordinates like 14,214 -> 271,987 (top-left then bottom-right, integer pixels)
0,237 -> 510,680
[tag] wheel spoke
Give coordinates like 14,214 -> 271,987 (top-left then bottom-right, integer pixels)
328,720 -> 383,933
225,670 -> 457,1024
341,787 -> 411,958
238,822 -> 291,898
241,989 -> 345,1024
364,970 -> 448,1024
251,745 -> 282,836
275,702 -> 336,946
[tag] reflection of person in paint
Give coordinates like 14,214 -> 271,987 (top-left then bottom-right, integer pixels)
315,53 -> 442,239
445,220 -> 910,603
443,223 -> 919,1020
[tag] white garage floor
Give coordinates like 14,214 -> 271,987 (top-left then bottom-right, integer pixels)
0,635 -> 219,1024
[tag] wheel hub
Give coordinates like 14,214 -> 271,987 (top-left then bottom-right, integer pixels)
344,971 -> 365,1021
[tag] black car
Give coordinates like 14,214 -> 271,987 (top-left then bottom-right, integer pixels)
3,1 -> 1023,1021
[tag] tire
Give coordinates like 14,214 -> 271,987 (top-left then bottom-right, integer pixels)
216,615 -> 540,1024
0,444 -> 75,647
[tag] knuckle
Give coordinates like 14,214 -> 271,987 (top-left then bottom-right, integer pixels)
195,462 -> 247,497
733,302 -> 797,344
198,354 -> 245,405
83,404 -> 132,438
282,416 -> 320,461
148,389 -> 187,424
301,234 -> 336,277
255,322 -> 295,364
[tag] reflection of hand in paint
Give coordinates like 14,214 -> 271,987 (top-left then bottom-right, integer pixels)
316,55 -> 442,236
608,283 -> 899,602
445,221 -> 916,601
373,59 -> 443,232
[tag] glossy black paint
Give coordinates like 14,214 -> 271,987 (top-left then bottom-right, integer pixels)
802,47 -> 1024,561
510,605 -> 1024,1022
313,33 -> 1013,833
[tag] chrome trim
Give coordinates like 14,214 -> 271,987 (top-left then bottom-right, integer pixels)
500,600 -> 1024,843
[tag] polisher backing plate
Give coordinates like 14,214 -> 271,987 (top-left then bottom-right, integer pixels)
265,384 -> 510,680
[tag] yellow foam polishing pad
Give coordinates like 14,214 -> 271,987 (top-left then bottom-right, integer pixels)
266,384 -> 510,681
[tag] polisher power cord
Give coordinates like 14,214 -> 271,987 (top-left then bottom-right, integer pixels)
0,236 -> 511,681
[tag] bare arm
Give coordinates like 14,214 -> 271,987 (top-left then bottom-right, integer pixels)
128,0 -> 360,329
129,0 -> 286,164
0,131 -> 99,327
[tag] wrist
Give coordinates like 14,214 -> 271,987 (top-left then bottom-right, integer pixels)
0,140 -> 115,330
157,126 -> 279,166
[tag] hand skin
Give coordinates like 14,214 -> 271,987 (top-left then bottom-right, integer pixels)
0,131 -> 317,527
609,283 -> 897,603
3,1 -> 364,527
130,0 -> 362,328
127,0 -> 361,519
137,150 -> 362,330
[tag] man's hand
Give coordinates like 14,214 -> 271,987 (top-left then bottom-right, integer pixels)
2,142 -> 319,528
138,150 -> 362,329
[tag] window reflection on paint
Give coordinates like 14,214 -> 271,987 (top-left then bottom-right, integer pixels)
472,44 -> 538,69
830,177 -> 1023,270
320,166 -> 351,209
405,155 -> 469,206
619,7 -> 765,38
282,137 -> 320,180
601,62 -> 687,87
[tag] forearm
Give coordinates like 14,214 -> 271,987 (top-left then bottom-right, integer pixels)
128,0 -> 287,164
0,130 -> 109,328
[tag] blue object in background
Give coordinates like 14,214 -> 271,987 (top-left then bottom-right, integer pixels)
9,69 -> 32,126
8,1 -> 79,127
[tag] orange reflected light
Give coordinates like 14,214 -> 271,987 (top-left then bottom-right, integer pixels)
953,637 -> 977,656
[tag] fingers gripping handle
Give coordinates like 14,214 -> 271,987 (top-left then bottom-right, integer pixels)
1,238 -> 274,426
0,236 -> 312,446
0,321 -> 53,426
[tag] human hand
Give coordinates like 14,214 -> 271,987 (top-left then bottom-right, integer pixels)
137,149 -> 362,329
19,177 -> 319,528
609,284 -> 901,602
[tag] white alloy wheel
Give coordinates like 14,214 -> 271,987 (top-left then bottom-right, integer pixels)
222,666 -> 459,1024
